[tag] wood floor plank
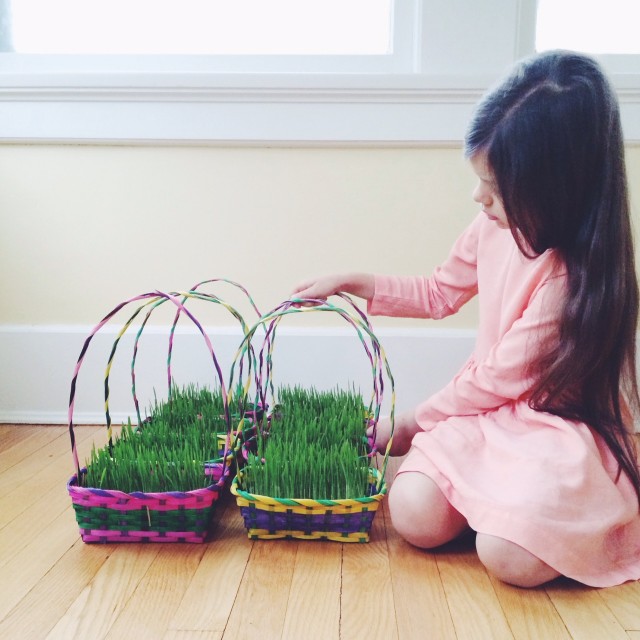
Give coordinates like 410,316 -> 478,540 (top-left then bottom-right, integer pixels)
0,539 -> 111,639
0,426 -> 69,497
281,540 -> 342,640
0,507 -> 82,620
0,425 -> 98,528
164,631 -> 221,640
168,497 -> 253,635
222,539 -> 298,640
0,427 -> 131,569
0,424 -> 40,453
0,462 -> 89,568
0,426 -> 67,477
341,502 -> 398,640
1,426 -> 638,640
383,500 -> 457,640
44,544 -> 161,639
490,576 -> 572,640
436,539 -> 515,640
104,545 -> 208,640
597,580 -> 640,630
546,581 -> 629,640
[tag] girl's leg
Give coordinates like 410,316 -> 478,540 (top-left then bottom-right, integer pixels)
390,473 -> 561,587
475,534 -> 561,587
389,471 -> 469,548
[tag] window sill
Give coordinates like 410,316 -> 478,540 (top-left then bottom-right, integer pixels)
1,71 -> 638,145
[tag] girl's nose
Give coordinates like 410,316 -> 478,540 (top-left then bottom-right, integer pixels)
473,183 -> 492,206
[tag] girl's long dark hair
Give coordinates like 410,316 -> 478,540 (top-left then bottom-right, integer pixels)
465,50 -> 640,504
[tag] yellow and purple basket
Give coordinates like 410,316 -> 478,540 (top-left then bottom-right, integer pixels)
66,281 -> 260,543
229,295 -> 395,543
230,468 -> 387,543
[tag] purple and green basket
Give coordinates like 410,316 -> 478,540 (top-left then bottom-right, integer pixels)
66,281 -> 260,543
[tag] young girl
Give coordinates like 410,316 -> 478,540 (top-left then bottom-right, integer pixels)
291,50 -> 640,588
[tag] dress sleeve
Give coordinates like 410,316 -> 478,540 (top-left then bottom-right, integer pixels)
367,215 -> 482,320
415,275 -> 565,429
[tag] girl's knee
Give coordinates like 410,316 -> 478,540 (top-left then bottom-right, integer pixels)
389,472 -> 468,549
475,533 -> 561,588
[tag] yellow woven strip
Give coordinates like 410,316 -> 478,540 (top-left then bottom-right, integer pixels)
230,471 -> 387,511
233,495 -> 383,515
246,528 -> 369,542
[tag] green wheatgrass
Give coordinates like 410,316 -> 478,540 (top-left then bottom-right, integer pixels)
83,383 -> 229,493
242,385 -> 372,500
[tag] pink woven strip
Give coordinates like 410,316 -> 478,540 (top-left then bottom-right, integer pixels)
71,496 -> 215,511
68,483 -> 223,511
80,530 -> 205,543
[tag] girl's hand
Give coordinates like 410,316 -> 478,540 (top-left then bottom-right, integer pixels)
290,273 -> 375,304
366,409 -> 421,457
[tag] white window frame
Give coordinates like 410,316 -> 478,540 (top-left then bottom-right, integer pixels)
0,0 -> 638,145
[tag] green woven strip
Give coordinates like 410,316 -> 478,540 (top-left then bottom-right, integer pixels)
72,503 -> 215,533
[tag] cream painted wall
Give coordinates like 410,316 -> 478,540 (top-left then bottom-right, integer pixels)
1,144 -> 639,329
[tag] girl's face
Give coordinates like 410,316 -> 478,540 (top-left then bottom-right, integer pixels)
470,153 -> 509,229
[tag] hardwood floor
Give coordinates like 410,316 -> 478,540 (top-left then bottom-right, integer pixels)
1,424 -> 639,640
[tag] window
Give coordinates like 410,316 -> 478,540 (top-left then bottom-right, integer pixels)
1,0 -> 408,73
8,0 -> 392,56
536,0 -> 640,55
535,0 -> 640,105
0,0 -> 637,144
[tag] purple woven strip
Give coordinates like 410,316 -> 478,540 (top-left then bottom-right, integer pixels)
239,506 -> 377,534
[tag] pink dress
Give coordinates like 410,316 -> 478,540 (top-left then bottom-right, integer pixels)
369,213 -> 640,587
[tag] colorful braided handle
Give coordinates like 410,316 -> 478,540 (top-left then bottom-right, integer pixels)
67,290 -> 233,483
126,284 -> 259,427
166,277 -> 263,405
228,296 -> 395,488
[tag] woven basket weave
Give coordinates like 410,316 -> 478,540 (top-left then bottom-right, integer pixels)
68,466 -> 226,543
66,282 -> 258,543
230,468 -> 386,543
229,295 -> 395,543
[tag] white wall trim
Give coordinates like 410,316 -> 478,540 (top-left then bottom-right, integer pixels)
4,324 -> 639,435
1,79 -> 637,145
0,80 -> 486,145
0,324 -> 476,425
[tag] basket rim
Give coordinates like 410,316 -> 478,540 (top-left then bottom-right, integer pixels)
230,467 -> 387,507
67,464 -> 229,500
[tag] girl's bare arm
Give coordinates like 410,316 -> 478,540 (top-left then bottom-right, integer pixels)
290,272 -> 375,302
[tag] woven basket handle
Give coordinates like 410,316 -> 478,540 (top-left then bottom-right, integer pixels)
187,278 -> 263,317
68,290 -> 231,483
166,279 -> 262,399
228,298 -> 395,489
124,288 -> 255,428
257,297 -> 384,427
165,278 -> 264,417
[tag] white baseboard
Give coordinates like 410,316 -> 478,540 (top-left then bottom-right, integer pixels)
0,324 -> 476,425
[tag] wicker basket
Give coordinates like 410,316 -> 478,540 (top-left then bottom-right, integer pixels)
66,282 -> 258,543
67,467 -> 227,543
229,295 -> 395,543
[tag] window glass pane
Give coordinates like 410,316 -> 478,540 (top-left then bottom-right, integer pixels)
6,0 -> 392,55
536,0 -> 640,54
